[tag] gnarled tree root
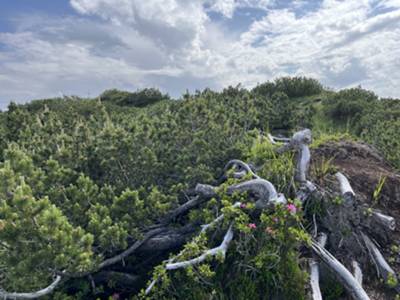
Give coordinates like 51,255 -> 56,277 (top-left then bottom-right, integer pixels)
145,224 -> 234,295
362,233 -> 398,286
166,224 -> 234,270
227,179 -> 286,209
311,241 -> 370,300
371,211 -> 395,231
309,233 -> 327,300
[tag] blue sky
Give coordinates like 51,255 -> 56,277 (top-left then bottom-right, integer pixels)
0,0 -> 399,109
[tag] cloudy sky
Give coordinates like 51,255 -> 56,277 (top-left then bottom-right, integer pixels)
0,0 -> 399,109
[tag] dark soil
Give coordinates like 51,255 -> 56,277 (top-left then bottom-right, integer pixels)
312,140 -> 400,300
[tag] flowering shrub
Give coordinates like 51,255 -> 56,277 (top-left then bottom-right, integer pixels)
248,223 -> 257,229
287,203 -> 297,214
142,174 -> 310,300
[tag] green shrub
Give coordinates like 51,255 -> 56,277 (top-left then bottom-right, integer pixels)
100,88 -> 169,107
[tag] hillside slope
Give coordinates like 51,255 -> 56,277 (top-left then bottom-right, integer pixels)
0,77 -> 398,299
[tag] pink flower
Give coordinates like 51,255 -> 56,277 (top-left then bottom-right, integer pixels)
112,293 -> 120,300
240,203 -> 247,209
248,223 -> 257,229
287,203 -> 297,214
273,217 -> 279,223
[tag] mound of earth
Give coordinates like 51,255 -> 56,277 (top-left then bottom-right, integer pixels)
312,140 -> 400,299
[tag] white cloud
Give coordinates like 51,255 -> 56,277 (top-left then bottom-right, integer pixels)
0,18 -> 185,105
208,0 -> 237,18
214,0 -> 400,95
70,0 -> 208,46
0,0 -> 399,108
205,0 -> 272,18
377,0 -> 400,9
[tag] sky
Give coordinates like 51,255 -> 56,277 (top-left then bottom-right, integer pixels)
0,0 -> 399,109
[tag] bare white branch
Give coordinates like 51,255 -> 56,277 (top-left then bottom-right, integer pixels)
362,233 -> 397,284
309,260 -> 322,300
312,237 -> 370,300
267,133 -> 277,144
371,211 -> 395,231
166,224 -> 234,270
335,172 -> 355,197
195,184 -> 217,198
292,129 -> 312,146
317,232 -> 328,248
309,233 -> 327,300
145,220 -> 237,296
267,133 -> 291,144
201,202 -> 241,233
145,278 -> 158,296
227,179 -> 286,209
296,143 -> 311,183
352,261 -> 363,286
271,129 -> 312,184
0,275 -> 61,299
223,160 -> 259,179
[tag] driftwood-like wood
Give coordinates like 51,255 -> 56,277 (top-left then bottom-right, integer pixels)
335,172 -> 356,205
223,159 -> 259,179
362,233 -> 397,284
227,178 -> 286,209
352,261 -> 363,286
200,202 -> 241,233
145,202 -> 244,295
272,129 -> 314,189
166,224 -> 234,270
335,172 -> 355,196
0,276 -> 61,299
312,240 -> 370,300
195,183 -> 217,198
309,260 -> 322,300
310,233 -> 327,300
267,133 -> 277,144
267,133 -> 290,144
371,211 -> 395,231
296,143 -> 311,183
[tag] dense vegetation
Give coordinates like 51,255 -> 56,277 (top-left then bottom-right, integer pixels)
0,77 -> 399,299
